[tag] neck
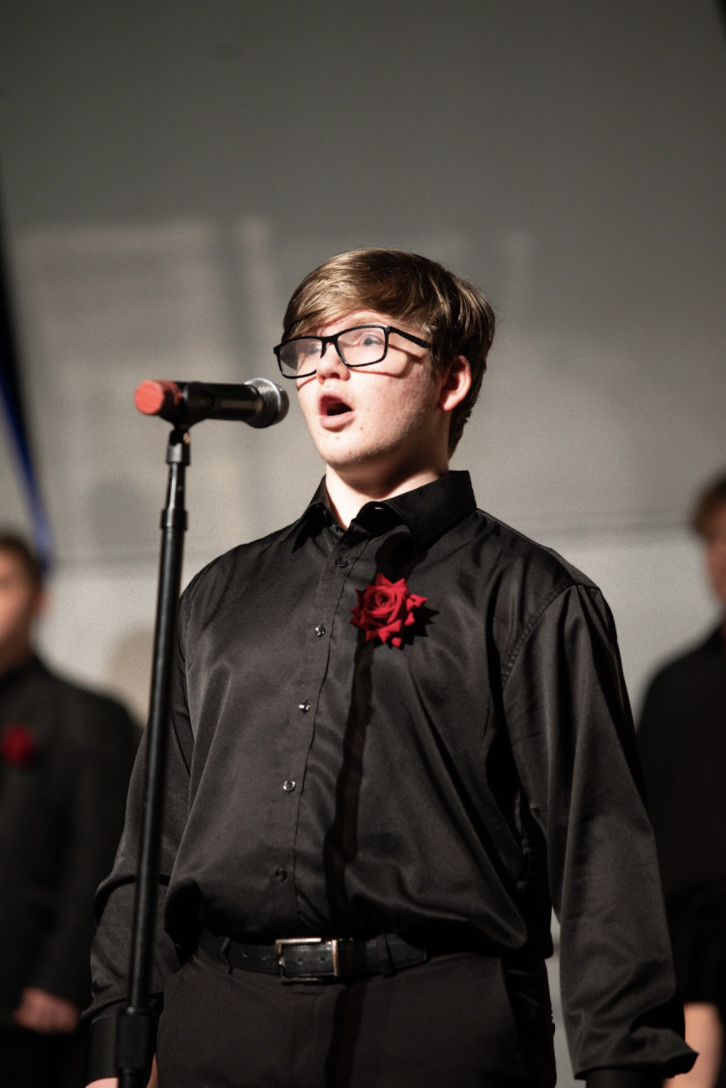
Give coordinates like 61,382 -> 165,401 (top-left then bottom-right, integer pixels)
324,464 -> 447,529
0,640 -> 34,681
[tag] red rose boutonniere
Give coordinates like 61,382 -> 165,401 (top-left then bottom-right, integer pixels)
0,722 -> 38,766
350,573 -> 427,648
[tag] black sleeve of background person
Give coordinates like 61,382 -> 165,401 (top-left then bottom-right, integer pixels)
27,685 -> 141,1006
636,632 -> 726,901
636,666 -> 688,889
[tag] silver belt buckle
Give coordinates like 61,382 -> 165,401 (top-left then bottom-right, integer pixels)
275,936 -> 342,979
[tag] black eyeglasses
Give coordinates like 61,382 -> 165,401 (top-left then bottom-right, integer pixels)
273,324 -> 432,380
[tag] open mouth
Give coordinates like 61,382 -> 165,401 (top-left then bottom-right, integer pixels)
321,395 -> 353,417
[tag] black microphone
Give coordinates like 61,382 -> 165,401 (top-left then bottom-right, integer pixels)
134,378 -> 289,428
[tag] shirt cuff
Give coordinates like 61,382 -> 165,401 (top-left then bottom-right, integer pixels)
85,1012 -> 120,1082
86,1007 -> 159,1083
586,1070 -> 661,1088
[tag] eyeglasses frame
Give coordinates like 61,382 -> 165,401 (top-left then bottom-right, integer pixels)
273,324 -> 432,380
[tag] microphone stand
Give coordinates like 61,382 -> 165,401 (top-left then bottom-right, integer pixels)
115,425 -> 190,1087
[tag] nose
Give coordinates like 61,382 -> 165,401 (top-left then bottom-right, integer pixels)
316,339 -> 349,381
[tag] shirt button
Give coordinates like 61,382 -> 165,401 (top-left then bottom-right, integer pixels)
299,700 -> 311,713
314,624 -> 325,637
283,779 -> 296,792
275,866 -> 287,882
335,557 -> 348,569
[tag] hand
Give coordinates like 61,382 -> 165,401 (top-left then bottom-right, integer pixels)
13,987 -> 80,1033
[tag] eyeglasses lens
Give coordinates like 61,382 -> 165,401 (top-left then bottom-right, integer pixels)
279,326 -> 388,377
337,327 -> 387,366
279,339 -> 321,376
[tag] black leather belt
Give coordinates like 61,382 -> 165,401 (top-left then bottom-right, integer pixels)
199,929 -> 428,981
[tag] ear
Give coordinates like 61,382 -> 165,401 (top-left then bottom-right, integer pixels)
437,355 -> 472,413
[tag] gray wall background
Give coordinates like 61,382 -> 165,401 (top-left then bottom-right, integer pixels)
1,3 -> 725,1081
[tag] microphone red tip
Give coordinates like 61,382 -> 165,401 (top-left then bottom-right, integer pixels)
134,380 -> 182,416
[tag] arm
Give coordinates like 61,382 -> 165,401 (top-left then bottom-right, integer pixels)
503,583 -> 694,1084
84,613 -> 193,1081
28,697 -> 138,1008
87,1055 -> 158,1088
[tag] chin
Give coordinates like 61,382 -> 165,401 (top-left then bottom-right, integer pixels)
322,442 -> 397,471
313,437 -> 379,468
323,456 -> 376,477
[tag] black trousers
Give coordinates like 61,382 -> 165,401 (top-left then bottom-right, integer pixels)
156,946 -> 556,1088
0,1027 -> 87,1088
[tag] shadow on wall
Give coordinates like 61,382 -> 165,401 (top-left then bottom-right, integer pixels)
17,217 -> 313,565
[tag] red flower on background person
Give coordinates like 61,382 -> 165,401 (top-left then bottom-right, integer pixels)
0,722 -> 38,766
350,573 -> 427,648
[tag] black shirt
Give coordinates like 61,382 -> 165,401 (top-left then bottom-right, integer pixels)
0,655 -> 138,1020
637,627 -> 726,1011
89,472 -> 692,1080
637,625 -> 726,901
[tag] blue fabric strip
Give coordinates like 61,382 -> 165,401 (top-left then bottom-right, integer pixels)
0,351 -> 54,569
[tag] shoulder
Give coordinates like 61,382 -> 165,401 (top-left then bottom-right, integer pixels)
470,507 -> 600,608
643,626 -> 724,694
24,662 -> 139,768
36,660 -> 137,733
457,509 -> 616,682
180,517 -> 303,614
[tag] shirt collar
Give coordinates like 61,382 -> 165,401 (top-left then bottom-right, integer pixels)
303,471 -> 477,550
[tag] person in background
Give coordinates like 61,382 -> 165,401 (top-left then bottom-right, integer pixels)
0,531 -> 139,1087
638,475 -> 726,1088
86,249 -> 693,1088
